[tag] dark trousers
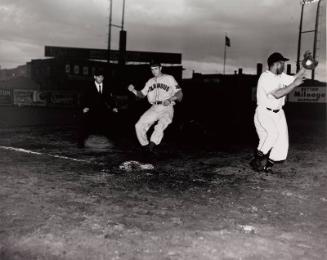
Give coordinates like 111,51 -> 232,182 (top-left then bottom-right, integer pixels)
77,110 -> 115,146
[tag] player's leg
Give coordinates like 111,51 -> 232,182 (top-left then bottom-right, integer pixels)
256,108 -> 279,155
135,107 -> 158,146
268,110 -> 289,162
251,107 -> 279,171
254,108 -> 267,152
251,108 -> 267,170
150,108 -> 174,146
261,110 -> 288,174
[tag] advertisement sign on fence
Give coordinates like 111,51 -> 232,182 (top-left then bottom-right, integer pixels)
0,89 -> 12,105
252,85 -> 326,103
288,86 -> 326,103
13,89 -> 34,106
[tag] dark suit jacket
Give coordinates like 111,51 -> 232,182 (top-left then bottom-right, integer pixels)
81,80 -> 116,112
80,80 -> 117,129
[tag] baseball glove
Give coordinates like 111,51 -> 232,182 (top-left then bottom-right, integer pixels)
302,51 -> 318,70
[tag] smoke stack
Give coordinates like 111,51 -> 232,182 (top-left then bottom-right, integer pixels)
119,30 -> 127,65
257,63 -> 262,75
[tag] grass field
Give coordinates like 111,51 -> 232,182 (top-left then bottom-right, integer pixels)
0,121 -> 326,260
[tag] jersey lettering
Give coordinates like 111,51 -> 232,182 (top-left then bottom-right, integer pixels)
148,83 -> 170,92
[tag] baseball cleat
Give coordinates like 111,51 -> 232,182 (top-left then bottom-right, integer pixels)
263,166 -> 274,174
250,158 -> 264,172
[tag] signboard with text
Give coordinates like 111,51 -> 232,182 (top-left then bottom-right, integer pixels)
289,86 -> 326,103
13,89 -> 34,106
0,88 -> 13,105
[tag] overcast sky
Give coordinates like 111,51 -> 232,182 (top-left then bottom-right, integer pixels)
0,0 -> 326,81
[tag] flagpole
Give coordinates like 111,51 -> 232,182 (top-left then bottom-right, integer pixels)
223,34 -> 227,75
223,42 -> 226,74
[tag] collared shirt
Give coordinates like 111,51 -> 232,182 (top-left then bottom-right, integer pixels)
95,82 -> 103,93
256,70 -> 294,110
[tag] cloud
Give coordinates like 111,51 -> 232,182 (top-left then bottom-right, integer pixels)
0,0 -> 325,81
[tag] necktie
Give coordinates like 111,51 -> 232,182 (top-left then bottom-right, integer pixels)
99,84 -> 102,93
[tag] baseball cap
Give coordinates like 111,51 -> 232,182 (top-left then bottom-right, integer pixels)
267,52 -> 289,66
149,61 -> 161,68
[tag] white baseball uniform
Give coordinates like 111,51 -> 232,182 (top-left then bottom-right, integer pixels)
254,70 -> 295,161
135,74 -> 181,146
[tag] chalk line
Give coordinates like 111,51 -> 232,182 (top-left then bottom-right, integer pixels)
0,145 -> 92,163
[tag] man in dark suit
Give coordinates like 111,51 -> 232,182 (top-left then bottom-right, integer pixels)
77,68 -> 118,148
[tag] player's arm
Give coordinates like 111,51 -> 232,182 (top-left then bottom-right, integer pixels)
295,67 -> 306,78
127,84 -> 146,98
162,90 -> 183,106
271,76 -> 305,99
272,50 -> 312,99
163,77 -> 183,105
169,89 -> 183,102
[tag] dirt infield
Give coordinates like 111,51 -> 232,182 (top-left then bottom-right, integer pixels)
0,122 -> 326,260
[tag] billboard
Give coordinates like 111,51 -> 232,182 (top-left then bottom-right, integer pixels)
289,86 -> 326,103
0,89 -> 13,105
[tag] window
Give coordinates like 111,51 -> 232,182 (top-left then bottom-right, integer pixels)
65,64 -> 71,73
74,65 -> 79,74
83,66 -> 89,75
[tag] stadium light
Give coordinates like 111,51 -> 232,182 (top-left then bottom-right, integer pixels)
302,0 -> 319,4
296,0 -> 322,78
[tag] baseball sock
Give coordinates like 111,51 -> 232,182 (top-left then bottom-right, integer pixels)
255,150 -> 264,160
265,158 -> 274,169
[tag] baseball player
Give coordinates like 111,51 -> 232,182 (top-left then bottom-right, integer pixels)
128,61 -> 183,154
250,52 -> 308,174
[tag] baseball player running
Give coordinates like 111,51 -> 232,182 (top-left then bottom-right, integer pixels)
250,51 -> 309,174
128,61 -> 183,154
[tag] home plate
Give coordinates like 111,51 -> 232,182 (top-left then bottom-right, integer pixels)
119,160 -> 155,172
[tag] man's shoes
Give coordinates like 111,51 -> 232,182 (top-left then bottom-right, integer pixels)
250,158 -> 264,172
148,141 -> 156,153
147,142 -> 161,160
263,165 -> 274,174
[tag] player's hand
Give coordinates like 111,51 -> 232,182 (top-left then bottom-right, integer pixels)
162,99 -> 171,106
83,107 -> 89,113
112,107 -> 118,113
128,84 -> 135,92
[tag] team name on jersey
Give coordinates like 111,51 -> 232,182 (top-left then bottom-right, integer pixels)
149,83 -> 170,92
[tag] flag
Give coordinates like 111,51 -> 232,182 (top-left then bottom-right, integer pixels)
225,36 -> 231,47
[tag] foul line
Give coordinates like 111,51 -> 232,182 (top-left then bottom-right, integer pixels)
0,145 -> 93,164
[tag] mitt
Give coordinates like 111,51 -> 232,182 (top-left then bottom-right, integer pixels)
302,51 -> 318,70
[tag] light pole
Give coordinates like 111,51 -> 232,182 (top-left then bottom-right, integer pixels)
296,2 -> 305,73
296,0 -> 322,79
119,0 -> 127,65
107,0 -> 113,64
107,0 -> 127,65
121,0 -> 126,30
312,0 -> 322,80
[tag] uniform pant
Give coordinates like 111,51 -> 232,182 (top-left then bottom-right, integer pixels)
254,106 -> 289,161
135,104 -> 174,146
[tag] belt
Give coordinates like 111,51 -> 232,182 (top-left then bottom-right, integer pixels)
266,107 -> 280,113
153,101 -> 163,105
